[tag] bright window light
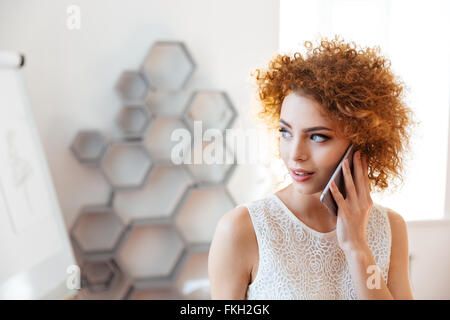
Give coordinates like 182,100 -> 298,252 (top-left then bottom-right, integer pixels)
280,0 -> 450,221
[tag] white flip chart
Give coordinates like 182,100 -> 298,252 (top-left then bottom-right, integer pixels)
0,51 -> 76,299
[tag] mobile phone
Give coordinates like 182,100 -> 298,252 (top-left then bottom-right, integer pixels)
319,142 -> 356,217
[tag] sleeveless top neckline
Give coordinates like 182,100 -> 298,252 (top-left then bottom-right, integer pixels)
240,192 -> 392,300
271,193 -> 337,237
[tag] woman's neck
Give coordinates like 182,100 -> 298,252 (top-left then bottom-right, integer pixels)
276,183 -> 336,223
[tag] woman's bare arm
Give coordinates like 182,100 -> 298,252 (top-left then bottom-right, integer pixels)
386,209 -> 414,299
208,206 -> 256,299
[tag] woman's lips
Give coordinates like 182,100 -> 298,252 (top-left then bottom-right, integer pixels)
290,169 -> 315,182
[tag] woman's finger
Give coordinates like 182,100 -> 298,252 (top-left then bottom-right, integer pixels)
330,180 -> 349,215
363,154 -> 373,203
353,150 -> 366,198
342,156 -> 358,203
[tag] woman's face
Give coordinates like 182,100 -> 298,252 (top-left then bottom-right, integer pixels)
279,91 -> 351,195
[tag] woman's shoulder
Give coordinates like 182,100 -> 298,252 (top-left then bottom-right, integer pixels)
372,202 -> 406,225
217,204 -> 253,236
214,194 -> 275,245
209,203 -> 258,298
381,204 -> 407,233
214,200 -> 261,247
370,202 -> 408,242
211,202 -> 259,272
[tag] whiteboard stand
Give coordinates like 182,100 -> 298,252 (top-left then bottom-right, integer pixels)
0,51 -> 77,300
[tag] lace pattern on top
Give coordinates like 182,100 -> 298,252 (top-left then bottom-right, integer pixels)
238,193 -> 391,300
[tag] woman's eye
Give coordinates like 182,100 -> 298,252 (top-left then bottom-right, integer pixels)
278,129 -> 329,142
278,128 -> 291,138
311,134 -> 329,142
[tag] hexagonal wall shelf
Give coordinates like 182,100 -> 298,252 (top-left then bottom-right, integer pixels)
81,259 -> 117,293
115,70 -> 149,103
68,167 -> 113,231
113,163 -> 194,224
185,140 -> 236,185
116,105 -> 152,139
174,185 -> 236,245
71,39 -> 246,299
144,116 -> 190,163
183,90 -> 237,133
145,90 -> 191,117
100,141 -> 152,190
141,41 -> 195,91
71,205 -> 125,257
174,246 -> 210,299
70,130 -> 108,166
115,224 -> 185,281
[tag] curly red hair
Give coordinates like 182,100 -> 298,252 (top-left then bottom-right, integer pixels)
250,35 -> 420,194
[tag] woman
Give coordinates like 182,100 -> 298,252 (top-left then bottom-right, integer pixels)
208,35 -> 417,300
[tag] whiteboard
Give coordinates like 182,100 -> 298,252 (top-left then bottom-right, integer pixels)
0,51 -> 76,299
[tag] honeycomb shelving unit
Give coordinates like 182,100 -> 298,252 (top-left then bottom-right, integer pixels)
69,40 -> 238,299
70,130 -> 108,166
116,104 -> 152,140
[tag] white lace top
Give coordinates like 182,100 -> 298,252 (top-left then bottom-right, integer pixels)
238,193 -> 392,300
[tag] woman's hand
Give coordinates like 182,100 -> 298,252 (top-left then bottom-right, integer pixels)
329,149 -> 373,254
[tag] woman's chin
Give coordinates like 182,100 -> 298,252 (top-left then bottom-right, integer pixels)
292,181 -> 325,195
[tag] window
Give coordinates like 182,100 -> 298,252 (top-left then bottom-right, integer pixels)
280,0 -> 450,220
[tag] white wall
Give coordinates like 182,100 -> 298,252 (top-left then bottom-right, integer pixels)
407,220 -> 450,299
0,0 -> 280,229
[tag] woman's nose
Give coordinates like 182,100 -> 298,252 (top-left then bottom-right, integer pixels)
291,138 -> 309,161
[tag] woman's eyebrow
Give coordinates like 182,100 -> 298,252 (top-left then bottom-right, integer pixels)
279,119 -> 333,132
